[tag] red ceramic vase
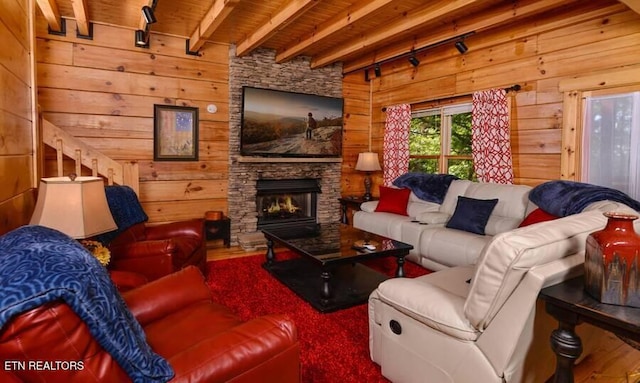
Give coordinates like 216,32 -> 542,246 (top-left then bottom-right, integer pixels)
584,212 -> 640,307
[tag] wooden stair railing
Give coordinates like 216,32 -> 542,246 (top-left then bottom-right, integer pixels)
41,118 -> 140,195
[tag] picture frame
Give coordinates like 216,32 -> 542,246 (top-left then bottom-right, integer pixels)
240,87 -> 343,157
153,104 -> 199,161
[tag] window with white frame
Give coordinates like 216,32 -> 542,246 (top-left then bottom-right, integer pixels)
582,91 -> 640,199
409,103 -> 475,180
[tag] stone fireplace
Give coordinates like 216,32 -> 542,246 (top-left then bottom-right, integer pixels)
227,46 -> 343,245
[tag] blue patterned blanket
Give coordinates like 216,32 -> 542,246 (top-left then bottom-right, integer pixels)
0,225 -> 173,382
393,172 -> 459,203
529,180 -> 640,217
97,185 -> 149,245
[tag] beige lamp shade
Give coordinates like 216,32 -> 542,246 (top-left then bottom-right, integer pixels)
355,152 -> 382,172
30,176 -> 117,239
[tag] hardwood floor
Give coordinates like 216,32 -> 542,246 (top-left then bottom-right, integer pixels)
206,244 -> 640,382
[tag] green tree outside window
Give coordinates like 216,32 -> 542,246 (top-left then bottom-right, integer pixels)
409,105 -> 475,181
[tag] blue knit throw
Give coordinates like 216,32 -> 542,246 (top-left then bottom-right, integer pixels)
530,180 -> 640,217
392,172 -> 459,204
97,185 -> 149,245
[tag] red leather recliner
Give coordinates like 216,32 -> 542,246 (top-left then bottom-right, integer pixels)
108,218 -> 207,281
0,266 -> 301,383
99,185 -> 207,281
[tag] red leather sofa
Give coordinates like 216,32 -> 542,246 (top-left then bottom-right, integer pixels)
108,218 -> 207,281
0,266 -> 300,383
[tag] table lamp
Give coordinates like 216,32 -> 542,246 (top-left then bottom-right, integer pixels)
355,152 -> 382,201
30,175 -> 117,239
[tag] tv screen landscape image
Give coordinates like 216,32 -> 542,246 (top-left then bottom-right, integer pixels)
240,87 -> 343,157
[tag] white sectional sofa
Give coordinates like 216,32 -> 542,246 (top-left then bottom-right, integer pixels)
356,177 -> 640,383
354,180 -> 535,270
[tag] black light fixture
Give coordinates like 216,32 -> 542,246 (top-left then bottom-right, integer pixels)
374,64 -> 381,78
135,29 -> 149,47
142,5 -> 157,24
455,40 -> 468,54
408,54 -> 420,67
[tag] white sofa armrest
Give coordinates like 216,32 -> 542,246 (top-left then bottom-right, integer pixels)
360,201 -> 378,212
417,211 -> 450,224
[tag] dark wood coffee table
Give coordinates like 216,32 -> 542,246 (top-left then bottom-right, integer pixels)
262,223 -> 413,313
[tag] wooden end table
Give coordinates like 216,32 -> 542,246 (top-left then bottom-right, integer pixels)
539,276 -> 640,383
339,196 -> 375,224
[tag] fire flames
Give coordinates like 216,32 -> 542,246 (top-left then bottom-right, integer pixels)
267,196 -> 300,214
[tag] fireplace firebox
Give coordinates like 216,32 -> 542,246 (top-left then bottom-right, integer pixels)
256,179 -> 321,230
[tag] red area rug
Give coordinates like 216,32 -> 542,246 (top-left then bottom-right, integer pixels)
205,252 -> 430,383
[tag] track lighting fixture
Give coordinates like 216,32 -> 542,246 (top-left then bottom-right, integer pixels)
142,5 -> 157,24
374,64 -> 381,78
455,40 -> 468,54
135,29 -> 149,48
354,32 -> 475,80
408,54 -> 420,67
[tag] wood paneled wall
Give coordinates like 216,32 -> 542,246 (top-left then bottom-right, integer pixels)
35,17 -> 230,223
341,0 -> 640,196
0,0 -> 36,235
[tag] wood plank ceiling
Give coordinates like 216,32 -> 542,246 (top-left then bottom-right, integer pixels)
36,0 -> 639,73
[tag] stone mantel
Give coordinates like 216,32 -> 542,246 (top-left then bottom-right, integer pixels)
236,156 -> 342,163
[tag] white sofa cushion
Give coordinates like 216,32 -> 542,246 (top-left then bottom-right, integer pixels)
464,210 -> 609,330
360,199 -> 439,218
352,211 -> 411,241
463,182 -> 532,236
416,211 -> 450,224
417,227 -> 493,269
439,180 -> 473,215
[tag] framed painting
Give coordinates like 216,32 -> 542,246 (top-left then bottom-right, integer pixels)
153,104 -> 199,161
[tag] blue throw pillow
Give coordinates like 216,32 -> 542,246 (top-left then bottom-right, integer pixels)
446,196 -> 499,235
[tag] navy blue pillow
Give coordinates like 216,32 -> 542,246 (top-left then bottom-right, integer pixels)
446,196 -> 499,235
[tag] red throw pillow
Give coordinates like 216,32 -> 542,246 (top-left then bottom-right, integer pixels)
375,186 -> 411,216
518,208 -> 559,227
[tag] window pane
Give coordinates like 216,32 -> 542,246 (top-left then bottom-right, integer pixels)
409,158 -> 438,173
447,159 -> 475,181
583,92 -> 639,198
450,112 -> 472,155
410,115 -> 440,155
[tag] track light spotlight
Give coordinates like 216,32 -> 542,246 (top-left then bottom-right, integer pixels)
408,55 -> 420,67
135,29 -> 149,47
455,40 -> 468,54
142,6 -> 157,24
374,64 -> 381,78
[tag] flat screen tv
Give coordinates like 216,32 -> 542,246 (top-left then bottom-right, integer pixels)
240,87 -> 343,157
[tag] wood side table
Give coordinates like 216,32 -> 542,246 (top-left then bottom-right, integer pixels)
539,276 -> 640,383
339,196 -> 375,224
205,217 -> 231,247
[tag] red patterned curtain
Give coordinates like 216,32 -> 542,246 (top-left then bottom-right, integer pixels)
383,104 -> 411,186
471,89 -> 514,184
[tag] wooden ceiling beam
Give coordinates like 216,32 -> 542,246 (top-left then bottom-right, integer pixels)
70,0 -> 90,36
36,0 -> 63,32
236,0 -> 320,57
275,0 -> 394,63
338,0 -> 580,73
189,0 -> 240,53
618,0 -> 640,14
310,0 -> 482,68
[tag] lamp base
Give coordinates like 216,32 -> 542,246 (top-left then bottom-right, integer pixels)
363,172 -> 373,201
